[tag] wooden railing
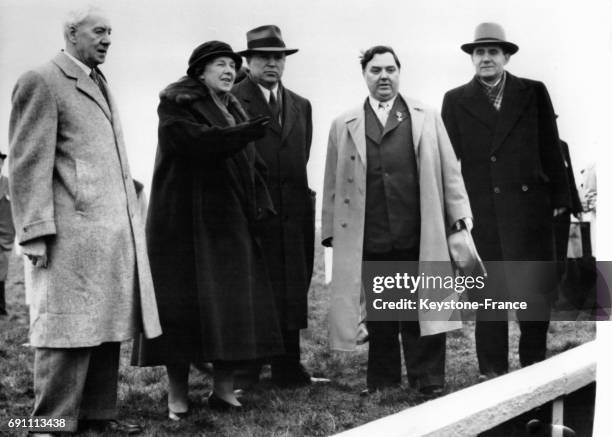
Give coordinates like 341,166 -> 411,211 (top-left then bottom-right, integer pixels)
333,340 -> 597,437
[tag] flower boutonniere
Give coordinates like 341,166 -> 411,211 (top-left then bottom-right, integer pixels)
396,111 -> 404,122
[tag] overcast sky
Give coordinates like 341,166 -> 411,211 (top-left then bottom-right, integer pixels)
1,0 -> 610,254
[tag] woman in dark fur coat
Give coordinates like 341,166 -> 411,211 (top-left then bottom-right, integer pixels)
132,41 -> 282,414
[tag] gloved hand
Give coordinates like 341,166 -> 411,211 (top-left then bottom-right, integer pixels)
239,115 -> 271,141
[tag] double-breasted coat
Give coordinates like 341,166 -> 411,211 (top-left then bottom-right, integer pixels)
442,73 -> 570,299
133,77 -> 284,364
232,77 -> 314,330
442,73 -> 569,261
8,52 -> 161,348
322,95 -> 472,351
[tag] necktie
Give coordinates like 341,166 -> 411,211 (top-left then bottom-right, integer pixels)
269,91 -> 281,125
90,68 -> 109,104
378,102 -> 390,126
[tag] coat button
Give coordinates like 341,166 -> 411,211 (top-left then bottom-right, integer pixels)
350,155 -> 355,161
347,177 -> 354,183
490,156 -> 497,162
493,187 -> 501,194
341,222 -> 348,228
522,184 -> 529,191
344,198 -> 350,204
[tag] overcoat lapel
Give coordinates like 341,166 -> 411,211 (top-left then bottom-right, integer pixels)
458,78 -> 498,132
239,77 -> 282,135
53,52 -> 112,121
405,97 -> 425,161
490,73 -> 532,153
346,108 -> 366,165
280,86 -> 298,143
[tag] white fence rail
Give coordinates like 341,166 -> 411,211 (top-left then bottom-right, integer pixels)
333,340 -> 597,437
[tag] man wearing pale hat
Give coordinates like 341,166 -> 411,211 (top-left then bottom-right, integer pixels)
233,25 -> 322,387
441,23 -> 570,378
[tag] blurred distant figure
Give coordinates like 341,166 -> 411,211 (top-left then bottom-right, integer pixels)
133,179 -> 149,221
553,138 -> 582,269
0,151 -> 15,317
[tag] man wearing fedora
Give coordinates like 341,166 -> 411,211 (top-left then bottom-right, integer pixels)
232,25 -> 322,387
441,23 -> 570,378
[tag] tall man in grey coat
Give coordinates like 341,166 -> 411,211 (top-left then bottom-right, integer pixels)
233,25 -> 320,386
9,7 -> 161,435
441,23 -> 570,378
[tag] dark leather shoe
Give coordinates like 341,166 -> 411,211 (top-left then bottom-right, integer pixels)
207,392 -> 243,412
419,385 -> 444,397
80,419 -> 142,435
359,388 -> 380,397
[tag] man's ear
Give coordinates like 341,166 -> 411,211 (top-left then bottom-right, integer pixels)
66,24 -> 78,44
504,54 -> 511,65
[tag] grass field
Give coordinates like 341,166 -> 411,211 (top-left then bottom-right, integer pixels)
0,245 -> 596,437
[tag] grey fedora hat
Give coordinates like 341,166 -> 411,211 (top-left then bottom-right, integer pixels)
461,22 -> 519,54
237,25 -> 298,56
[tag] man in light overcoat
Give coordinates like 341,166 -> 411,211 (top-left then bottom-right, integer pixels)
441,23 -> 570,378
9,7 -> 161,435
322,46 -> 472,395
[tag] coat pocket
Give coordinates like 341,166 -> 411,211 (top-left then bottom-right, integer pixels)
75,159 -> 103,211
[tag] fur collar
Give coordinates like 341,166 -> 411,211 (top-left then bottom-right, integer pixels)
160,76 -> 210,105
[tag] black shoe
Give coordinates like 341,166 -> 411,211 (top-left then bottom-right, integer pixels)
80,419 -> 142,435
207,392 -> 243,412
359,387 -> 380,397
418,385 -> 444,397
272,364 -> 330,388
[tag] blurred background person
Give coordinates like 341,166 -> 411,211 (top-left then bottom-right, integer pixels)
0,151 -> 15,317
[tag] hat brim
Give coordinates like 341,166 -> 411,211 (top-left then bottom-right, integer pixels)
461,40 -> 519,55
237,47 -> 299,56
187,50 -> 243,76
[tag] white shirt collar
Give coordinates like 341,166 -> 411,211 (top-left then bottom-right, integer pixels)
368,94 -> 397,112
63,50 -> 93,76
257,83 -> 280,103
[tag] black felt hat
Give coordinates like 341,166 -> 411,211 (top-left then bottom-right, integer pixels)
187,40 -> 243,77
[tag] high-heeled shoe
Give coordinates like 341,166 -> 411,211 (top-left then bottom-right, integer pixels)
207,392 -> 243,412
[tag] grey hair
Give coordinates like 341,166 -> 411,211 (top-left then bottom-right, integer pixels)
62,5 -> 106,41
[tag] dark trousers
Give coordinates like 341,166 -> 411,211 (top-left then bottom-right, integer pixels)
271,328 -> 307,377
363,247 -> 445,390
475,301 -> 551,375
33,342 -> 120,432
367,320 -> 446,390
0,281 -> 6,315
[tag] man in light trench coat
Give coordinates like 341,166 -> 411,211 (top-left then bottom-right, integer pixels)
322,46 -> 472,395
9,6 -> 161,435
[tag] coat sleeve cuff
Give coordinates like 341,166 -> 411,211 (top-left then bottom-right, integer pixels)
18,219 -> 56,245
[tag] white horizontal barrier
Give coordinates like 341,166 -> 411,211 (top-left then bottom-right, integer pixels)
334,341 -> 596,437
